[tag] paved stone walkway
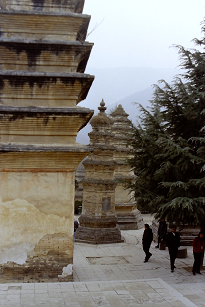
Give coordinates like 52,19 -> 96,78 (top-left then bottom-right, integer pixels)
0,214 -> 204,306
0,278 -> 199,307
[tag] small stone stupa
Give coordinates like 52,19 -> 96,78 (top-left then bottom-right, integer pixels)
75,100 -> 123,244
110,104 -> 143,230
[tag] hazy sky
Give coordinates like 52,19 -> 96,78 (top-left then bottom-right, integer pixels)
83,0 -> 205,71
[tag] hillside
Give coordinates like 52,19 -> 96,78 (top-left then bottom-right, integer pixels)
77,66 -> 179,144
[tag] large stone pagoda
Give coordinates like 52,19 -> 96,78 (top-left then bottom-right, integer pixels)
75,100 -> 123,244
0,0 -> 94,282
110,105 -> 143,230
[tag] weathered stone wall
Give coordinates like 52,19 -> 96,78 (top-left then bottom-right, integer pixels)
0,171 -> 74,217
0,198 -> 73,282
0,146 -> 92,282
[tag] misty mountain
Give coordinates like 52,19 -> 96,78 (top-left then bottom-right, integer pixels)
107,87 -> 154,124
80,66 -> 179,110
77,66 -> 180,144
77,86 -> 153,144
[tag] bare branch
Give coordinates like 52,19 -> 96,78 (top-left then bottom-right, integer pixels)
86,18 -> 105,39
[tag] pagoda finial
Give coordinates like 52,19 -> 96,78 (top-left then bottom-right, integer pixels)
98,99 -> 106,114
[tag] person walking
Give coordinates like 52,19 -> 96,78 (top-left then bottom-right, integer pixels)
166,226 -> 180,272
155,218 -> 167,248
74,219 -> 79,232
192,232 -> 205,275
142,224 -> 153,263
73,219 -> 79,241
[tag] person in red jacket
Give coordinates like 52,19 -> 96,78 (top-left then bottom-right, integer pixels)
192,232 -> 205,275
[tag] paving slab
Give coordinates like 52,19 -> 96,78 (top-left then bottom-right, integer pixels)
0,279 -> 198,307
0,214 -> 204,306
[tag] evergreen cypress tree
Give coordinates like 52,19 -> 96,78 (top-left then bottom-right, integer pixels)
129,21 -> 205,225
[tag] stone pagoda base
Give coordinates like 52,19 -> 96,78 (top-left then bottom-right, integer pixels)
75,226 -> 123,244
116,207 -> 144,230
75,215 -> 123,244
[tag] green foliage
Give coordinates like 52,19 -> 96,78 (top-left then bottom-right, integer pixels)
128,20 -> 205,224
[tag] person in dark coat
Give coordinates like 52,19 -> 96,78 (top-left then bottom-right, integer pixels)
73,219 -> 79,241
74,219 -> 79,232
166,226 -> 180,272
155,218 -> 167,248
142,224 -> 153,262
192,232 -> 205,275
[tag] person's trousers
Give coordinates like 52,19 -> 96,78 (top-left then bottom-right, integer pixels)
143,245 -> 151,261
193,252 -> 202,273
169,250 -> 178,271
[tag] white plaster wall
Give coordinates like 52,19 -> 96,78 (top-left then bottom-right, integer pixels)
0,171 -> 74,265
0,172 -> 74,217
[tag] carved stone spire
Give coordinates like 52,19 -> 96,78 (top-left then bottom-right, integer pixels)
98,99 -> 106,113
110,104 -> 143,230
75,100 -> 123,244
